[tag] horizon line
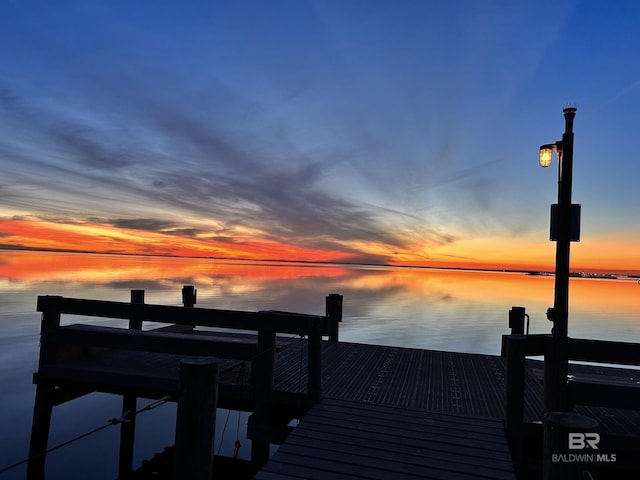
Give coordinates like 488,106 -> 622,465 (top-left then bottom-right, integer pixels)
2,245 -> 638,278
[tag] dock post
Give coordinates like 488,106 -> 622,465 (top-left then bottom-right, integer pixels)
118,290 -> 144,479
26,381 -> 55,480
509,306 -> 526,334
27,297 -> 62,480
182,285 -> 197,308
544,335 -> 568,412
181,285 -> 197,330
308,317 -> 323,404
325,293 -> 343,342
504,334 -> 526,474
173,357 -> 218,480
250,329 -> 276,467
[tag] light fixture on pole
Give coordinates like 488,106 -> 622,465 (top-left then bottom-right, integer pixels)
539,106 -> 578,413
538,143 -> 557,168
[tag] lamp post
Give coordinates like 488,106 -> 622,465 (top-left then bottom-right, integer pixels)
539,106 -> 577,412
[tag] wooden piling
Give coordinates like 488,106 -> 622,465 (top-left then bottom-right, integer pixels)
307,317 -> 323,404
181,285 -> 196,331
508,306 -> 526,335
504,334 -> 526,474
250,329 -> 276,467
181,285 -> 197,308
27,297 -> 62,480
128,289 -> 144,329
325,293 -> 342,342
26,381 -> 54,480
173,357 -> 218,480
118,289 -> 144,479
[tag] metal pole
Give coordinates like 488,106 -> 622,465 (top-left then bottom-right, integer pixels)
548,107 -> 576,412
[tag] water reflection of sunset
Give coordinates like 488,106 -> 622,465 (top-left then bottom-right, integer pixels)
570,277 -> 640,314
2,250 -> 639,350
0,250 -> 353,285
4,251 -> 638,321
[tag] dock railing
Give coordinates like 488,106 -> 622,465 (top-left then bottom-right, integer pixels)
502,331 -> 640,474
28,289 -> 342,479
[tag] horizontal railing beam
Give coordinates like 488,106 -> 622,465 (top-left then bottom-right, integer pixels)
37,296 -> 326,335
46,324 -> 257,360
501,333 -> 547,357
568,381 -> 640,409
568,338 -> 640,366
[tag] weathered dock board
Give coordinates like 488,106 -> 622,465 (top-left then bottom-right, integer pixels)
254,398 -> 516,480
274,340 -> 544,420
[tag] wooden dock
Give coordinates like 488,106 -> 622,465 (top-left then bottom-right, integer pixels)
25,289 -> 640,479
255,398 -> 515,480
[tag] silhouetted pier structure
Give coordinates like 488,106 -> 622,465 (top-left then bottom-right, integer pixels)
26,290 -> 640,479
502,328 -> 640,479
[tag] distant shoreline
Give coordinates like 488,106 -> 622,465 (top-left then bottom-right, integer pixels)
2,244 -> 639,279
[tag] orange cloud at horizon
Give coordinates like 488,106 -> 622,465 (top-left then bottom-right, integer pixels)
0,217 -> 354,264
2,217 -> 640,275
397,233 -> 640,275
0,249 -> 354,286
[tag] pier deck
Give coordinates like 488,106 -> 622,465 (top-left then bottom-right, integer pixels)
255,398 -> 515,480
277,340 -> 539,419
28,293 -> 640,479
35,336 -> 544,420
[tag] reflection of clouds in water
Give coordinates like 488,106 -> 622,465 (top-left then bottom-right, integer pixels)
2,256 -> 640,477
5,254 -> 639,354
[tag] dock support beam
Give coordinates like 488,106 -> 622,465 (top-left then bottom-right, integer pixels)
325,294 -> 343,342
250,329 -> 276,467
181,285 -> 197,308
118,289 -> 144,479
27,298 -> 61,480
26,381 -> 55,480
504,334 -> 526,475
173,357 -> 218,480
308,318 -> 323,404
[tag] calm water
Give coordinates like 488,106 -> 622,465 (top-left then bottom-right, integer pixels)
1,250 -> 639,479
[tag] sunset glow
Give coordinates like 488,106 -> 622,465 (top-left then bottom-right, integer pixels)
3,215 -> 640,275
0,217 -> 353,264
2,2 -> 640,274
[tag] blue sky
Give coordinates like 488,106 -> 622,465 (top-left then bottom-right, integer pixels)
1,1 -> 639,271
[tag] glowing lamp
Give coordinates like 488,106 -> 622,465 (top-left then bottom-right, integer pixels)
539,144 -> 555,168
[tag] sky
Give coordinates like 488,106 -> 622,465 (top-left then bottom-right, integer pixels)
1,0 -> 640,274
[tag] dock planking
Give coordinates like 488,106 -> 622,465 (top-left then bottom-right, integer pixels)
254,398 -> 515,480
273,340 -> 544,421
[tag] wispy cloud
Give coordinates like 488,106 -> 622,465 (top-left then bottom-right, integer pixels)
1,69 -> 468,263
6,0 -> 631,271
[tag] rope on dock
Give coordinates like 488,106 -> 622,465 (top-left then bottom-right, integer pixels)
215,332 -> 309,454
0,395 -> 175,476
217,360 -> 247,457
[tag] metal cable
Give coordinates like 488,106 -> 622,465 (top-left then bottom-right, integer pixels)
0,395 -> 174,476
